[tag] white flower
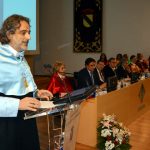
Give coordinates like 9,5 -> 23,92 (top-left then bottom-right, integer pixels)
112,127 -> 119,137
103,114 -> 115,122
101,129 -> 111,137
116,129 -> 125,144
98,114 -> 131,149
105,141 -> 115,150
102,121 -> 112,128
119,122 -> 123,127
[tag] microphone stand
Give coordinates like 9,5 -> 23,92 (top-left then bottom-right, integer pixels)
46,112 -> 51,150
63,83 -> 72,105
56,76 -> 73,149
57,72 -> 72,105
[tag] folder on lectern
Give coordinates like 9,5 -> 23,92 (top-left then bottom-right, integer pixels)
53,85 -> 97,105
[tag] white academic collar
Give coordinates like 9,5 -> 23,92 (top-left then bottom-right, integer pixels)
0,44 -> 24,58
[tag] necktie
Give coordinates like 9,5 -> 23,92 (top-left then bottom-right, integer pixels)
90,72 -> 94,85
100,71 -> 104,82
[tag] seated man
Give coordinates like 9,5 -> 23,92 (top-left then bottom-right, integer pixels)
103,57 -> 117,81
77,57 -> 106,89
94,59 -> 105,83
116,58 -> 131,80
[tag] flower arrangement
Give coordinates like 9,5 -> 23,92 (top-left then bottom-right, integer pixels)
97,114 -> 131,150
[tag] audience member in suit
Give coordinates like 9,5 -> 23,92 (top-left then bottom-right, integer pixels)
116,59 -> 131,80
47,61 -> 73,98
94,59 -> 105,84
77,58 -> 106,89
103,57 -> 117,81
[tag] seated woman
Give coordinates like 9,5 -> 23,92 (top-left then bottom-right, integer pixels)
47,61 -> 73,97
136,53 -> 149,73
129,55 -> 141,74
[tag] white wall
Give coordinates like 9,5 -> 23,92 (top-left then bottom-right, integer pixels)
103,0 -> 150,57
34,0 -> 150,75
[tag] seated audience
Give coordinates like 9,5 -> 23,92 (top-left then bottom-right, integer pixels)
136,53 -> 149,73
123,54 -> 128,60
99,53 -> 108,65
116,53 -> 123,67
77,58 -> 106,89
103,57 -> 117,81
47,61 -> 73,97
148,56 -> 150,71
116,58 -> 131,80
129,55 -> 141,74
123,53 -> 130,64
94,59 -> 105,83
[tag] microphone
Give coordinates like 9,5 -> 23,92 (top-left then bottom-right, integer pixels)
64,72 -> 74,75
43,64 -> 53,75
43,64 -> 52,69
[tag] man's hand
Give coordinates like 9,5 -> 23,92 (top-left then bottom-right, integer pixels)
37,89 -> 53,100
99,82 -> 107,90
19,97 -> 41,111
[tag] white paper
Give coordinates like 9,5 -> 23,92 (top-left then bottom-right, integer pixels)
40,101 -> 55,108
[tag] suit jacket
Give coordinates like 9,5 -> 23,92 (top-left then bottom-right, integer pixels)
93,68 -> 105,85
77,68 -> 100,89
103,65 -> 117,81
116,65 -> 131,80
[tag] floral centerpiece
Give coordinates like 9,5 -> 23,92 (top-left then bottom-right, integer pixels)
97,114 -> 131,150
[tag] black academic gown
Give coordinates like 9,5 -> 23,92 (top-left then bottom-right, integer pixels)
0,92 -> 40,150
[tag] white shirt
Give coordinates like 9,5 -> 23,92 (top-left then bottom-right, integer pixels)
96,68 -> 104,82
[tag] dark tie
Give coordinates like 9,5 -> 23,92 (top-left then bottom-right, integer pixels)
100,71 -> 104,82
90,72 -> 94,85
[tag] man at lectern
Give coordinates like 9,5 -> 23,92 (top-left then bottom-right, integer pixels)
0,14 -> 53,150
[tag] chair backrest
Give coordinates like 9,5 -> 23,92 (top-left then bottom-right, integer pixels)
72,72 -> 79,89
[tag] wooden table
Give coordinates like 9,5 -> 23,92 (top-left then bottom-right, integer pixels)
76,78 -> 150,147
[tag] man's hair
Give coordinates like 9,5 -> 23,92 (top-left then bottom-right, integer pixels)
85,57 -> 96,66
130,55 -> 136,61
108,57 -> 115,62
0,14 -> 30,44
97,59 -> 105,64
